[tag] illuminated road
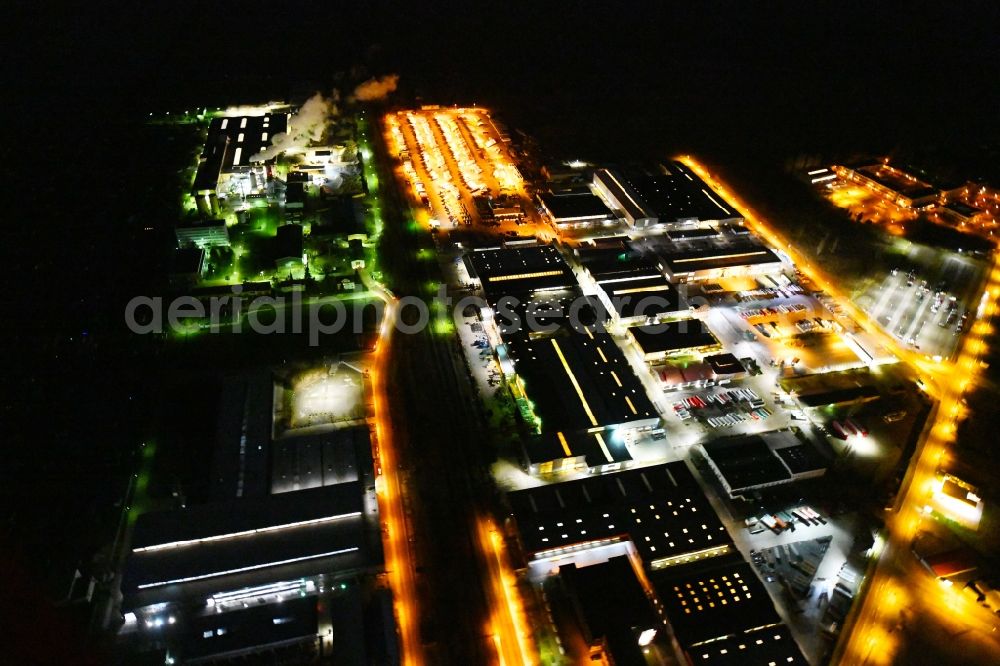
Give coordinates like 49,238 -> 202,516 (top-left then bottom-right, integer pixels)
372,114 -> 540,663
477,517 -> 537,666
835,258 -> 1000,666
679,156 -> 1000,664
364,276 -> 423,666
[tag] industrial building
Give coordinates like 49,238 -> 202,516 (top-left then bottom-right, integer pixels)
275,223 -> 305,272
523,428 -> 634,475
659,243 -> 784,282
699,431 -> 827,499
574,245 -> 685,324
529,498 -> 809,665
593,168 -> 658,228
192,113 -> 289,215
122,482 -> 379,608
554,556 -> 664,665
174,218 -> 230,249
464,245 -> 577,301
627,320 -> 722,362
833,163 -> 940,209
508,462 -> 733,572
942,200 -> 989,226
311,195 -> 367,241
168,247 -> 207,288
119,367 -> 392,664
651,555 -> 807,663
505,327 -> 657,424
595,274 -> 684,325
538,191 -> 612,228
593,162 -> 743,229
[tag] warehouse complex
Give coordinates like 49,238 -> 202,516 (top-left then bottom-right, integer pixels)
119,367 -> 394,664
192,113 -> 289,215
833,162 -> 940,209
507,463 -> 807,664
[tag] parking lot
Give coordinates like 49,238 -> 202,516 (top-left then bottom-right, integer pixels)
856,260 -> 976,359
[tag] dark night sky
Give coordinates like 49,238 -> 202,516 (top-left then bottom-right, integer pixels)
9,1 -> 1000,160
1,0 -> 998,656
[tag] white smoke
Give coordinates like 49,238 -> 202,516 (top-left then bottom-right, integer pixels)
352,74 -> 399,102
251,92 -> 338,162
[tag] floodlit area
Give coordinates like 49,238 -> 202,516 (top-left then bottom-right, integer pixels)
383,107 -> 548,237
854,253 -> 981,359
821,178 -> 917,232
278,362 -> 366,433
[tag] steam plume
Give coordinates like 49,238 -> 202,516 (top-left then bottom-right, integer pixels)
352,74 -> 399,102
251,93 -> 337,161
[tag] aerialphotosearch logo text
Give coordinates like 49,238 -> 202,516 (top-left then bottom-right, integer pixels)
124,283 -> 744,346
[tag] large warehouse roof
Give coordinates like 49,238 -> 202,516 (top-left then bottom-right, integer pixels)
525,429 -> 632,469
628,320 -> 720,354
594,168 -> 657,222
651,556 -> 780,647
559,557 -> 659,665
506,328 -> 658,433
465,245 -> 576,298
539,191 -> 612,222
576,246 -> 661,281
210,113 -> 289,172
508,462 -> 730,565
687,625 -> 807,666
596,274 -> 681,320
660,244 -> 782,274
271,426 -> 373,494
124,483 -> 371,605
615,162 -> 741,223
701,436 -> 792,491
492,289 -> 606,340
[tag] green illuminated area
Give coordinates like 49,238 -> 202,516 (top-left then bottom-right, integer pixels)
163,104 -> 400,342
431,298 -> 455,337
127,441 -> 158,527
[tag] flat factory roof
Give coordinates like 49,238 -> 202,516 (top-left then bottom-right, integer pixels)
944,201 -> 982,218
210,371 -> 273,500
271,426 -> 373,495
596,274 -> 681,320
466,245 -> 576,298
559,556 -> 658,665
506,328 -> 658,433
704,353 -> 746,376
687,625 -> 807,666
493,289 -> 607,341
855,164 -> 937,199
180,595 -> 319,661
651,556 -> 780,647
701,436 -> 792,491
210,113 -> 289,172
594,168 -> 657,221
660,244 -> 782,274
526,429 -> 632,468
576,246 -> 661,281
508,462 -> 730,564
774,444 -> 826,475
124,483 -> 370,603
629,320 -> 719,354
667,227 -> 721,240
539,192 -> 612,221
618,162 -> 740,223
